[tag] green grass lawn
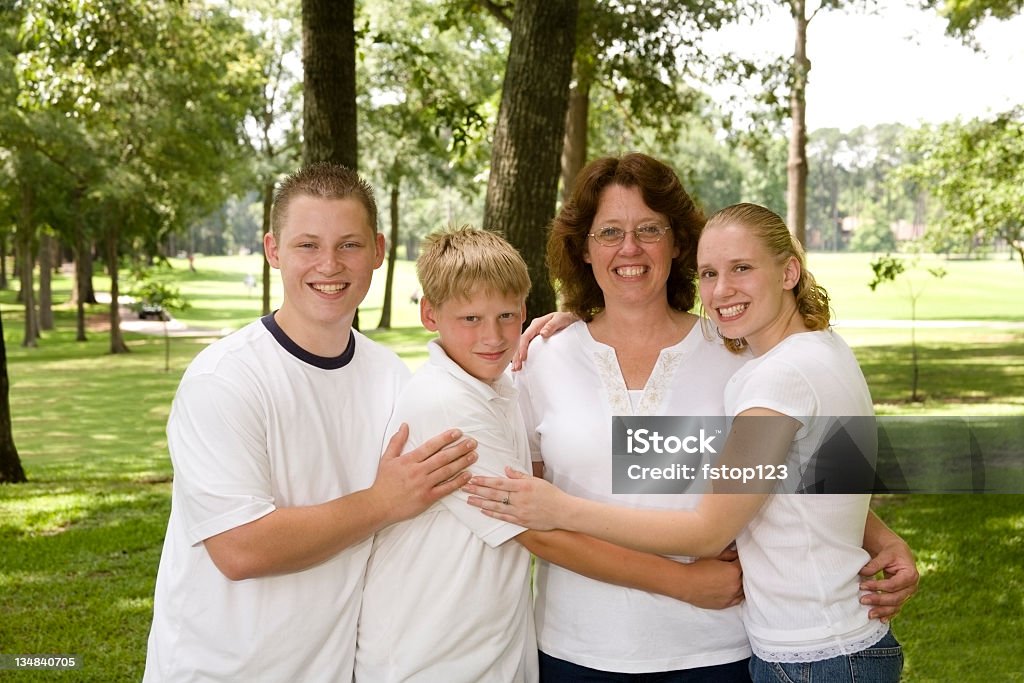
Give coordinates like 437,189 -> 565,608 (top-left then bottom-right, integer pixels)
2,253 -> 1023,681
808,251 -> 1024,322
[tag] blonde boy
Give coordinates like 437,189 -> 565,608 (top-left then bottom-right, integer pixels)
355,226 -> 537,682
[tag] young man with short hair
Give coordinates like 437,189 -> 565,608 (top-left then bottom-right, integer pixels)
144,164 -> 477,682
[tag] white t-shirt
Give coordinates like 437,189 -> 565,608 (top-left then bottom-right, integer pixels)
356,340 -> 537,683
517,321 -> 751,673
145,315 -> 409,682
726,330 -> 889,663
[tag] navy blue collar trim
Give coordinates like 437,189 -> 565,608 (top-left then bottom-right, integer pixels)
261,313 -> 356,369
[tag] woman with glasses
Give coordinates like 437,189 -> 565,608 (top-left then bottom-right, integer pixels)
497,153 -> 751,681
471,154 -> 917,682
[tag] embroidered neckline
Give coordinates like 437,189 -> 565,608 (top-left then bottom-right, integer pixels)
592,348 -> 684,416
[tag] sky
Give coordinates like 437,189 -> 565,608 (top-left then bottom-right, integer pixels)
703,2 -> 1024,132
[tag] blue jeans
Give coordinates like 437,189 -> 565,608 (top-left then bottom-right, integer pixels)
748,630 -> 903,683
539,650 -> 752,683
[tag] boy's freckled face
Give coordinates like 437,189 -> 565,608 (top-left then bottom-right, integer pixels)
421,290 -> 526,383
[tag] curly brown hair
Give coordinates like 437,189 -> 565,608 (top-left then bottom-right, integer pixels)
547,153 -> 705,321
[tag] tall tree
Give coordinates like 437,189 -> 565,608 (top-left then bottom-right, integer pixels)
560,0 -> 742,199
785,0 -> 813,245
301,0 -> 357,170
360,0 -> 502,328
237,0 -> 303,316
0,309 -> 26,483
484,0 -> 578,320
15,178 -> 39,348
11,0 -> 258,352
301,0 -> 359,326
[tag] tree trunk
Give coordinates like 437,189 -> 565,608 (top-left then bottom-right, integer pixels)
261,180 -> 274,316
38,233 -> 54,331
485,0 -> 579,322
301,0 -> 357,170
72,193 -> 89,342
787,0 -> 809,246
560,77 -> 591,203
17,184 -> 38,348
377,182 -> 400,330
301,0 -> 359,328
105,220 -> 129,354
0,232 -> 7,290
0,309 -> 26,483
830,173 -> 840,252
83,250 -> 96,305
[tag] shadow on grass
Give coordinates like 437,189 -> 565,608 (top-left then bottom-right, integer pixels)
0,484 -> 169,682
871,494 -> 1024,682
856,334 -> 1024,405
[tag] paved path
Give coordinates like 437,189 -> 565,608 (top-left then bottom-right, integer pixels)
833,319 -> 1024,330
119,318 -> 233,338
95,292 -> 232,338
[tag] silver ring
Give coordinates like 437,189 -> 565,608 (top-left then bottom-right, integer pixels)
502,494 -> 510,505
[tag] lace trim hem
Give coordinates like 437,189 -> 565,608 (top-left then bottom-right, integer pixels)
750,623 -> 890,663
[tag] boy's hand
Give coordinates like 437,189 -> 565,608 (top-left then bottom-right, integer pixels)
372,425 -> 477,523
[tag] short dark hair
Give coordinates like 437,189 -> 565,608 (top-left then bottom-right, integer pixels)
547,152 -> 705,320
270,162 -> 378,239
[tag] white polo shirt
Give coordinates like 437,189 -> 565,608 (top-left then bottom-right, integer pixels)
356,340 -> 537,682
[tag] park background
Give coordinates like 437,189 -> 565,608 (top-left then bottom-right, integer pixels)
1,0 -> 1022,681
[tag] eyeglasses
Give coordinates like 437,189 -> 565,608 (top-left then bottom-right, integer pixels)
588,224 -> 670,247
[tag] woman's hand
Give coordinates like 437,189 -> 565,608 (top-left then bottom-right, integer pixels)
512,312 -> 579,371
464,467 -> 569,530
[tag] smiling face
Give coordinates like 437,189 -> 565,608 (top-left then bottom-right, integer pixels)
264,195 -> 384,355
697,223 -> 802,356
584,184 -> 680,311
421,289 -> 526,384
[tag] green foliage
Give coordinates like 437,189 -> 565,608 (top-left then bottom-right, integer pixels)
577,0 -> 745,150
868,253 -> 907,291
897,109 -> 1024,270
851,206 -> 898,253
4,0 -> 262,255
359,0 -> 504,202
927,0 -> 1024,41
127,266 -> 190,316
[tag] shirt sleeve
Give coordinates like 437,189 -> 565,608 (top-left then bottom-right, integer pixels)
728,357 -> 817,438
393,374 -> 526,548
167,373 -> 277,545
